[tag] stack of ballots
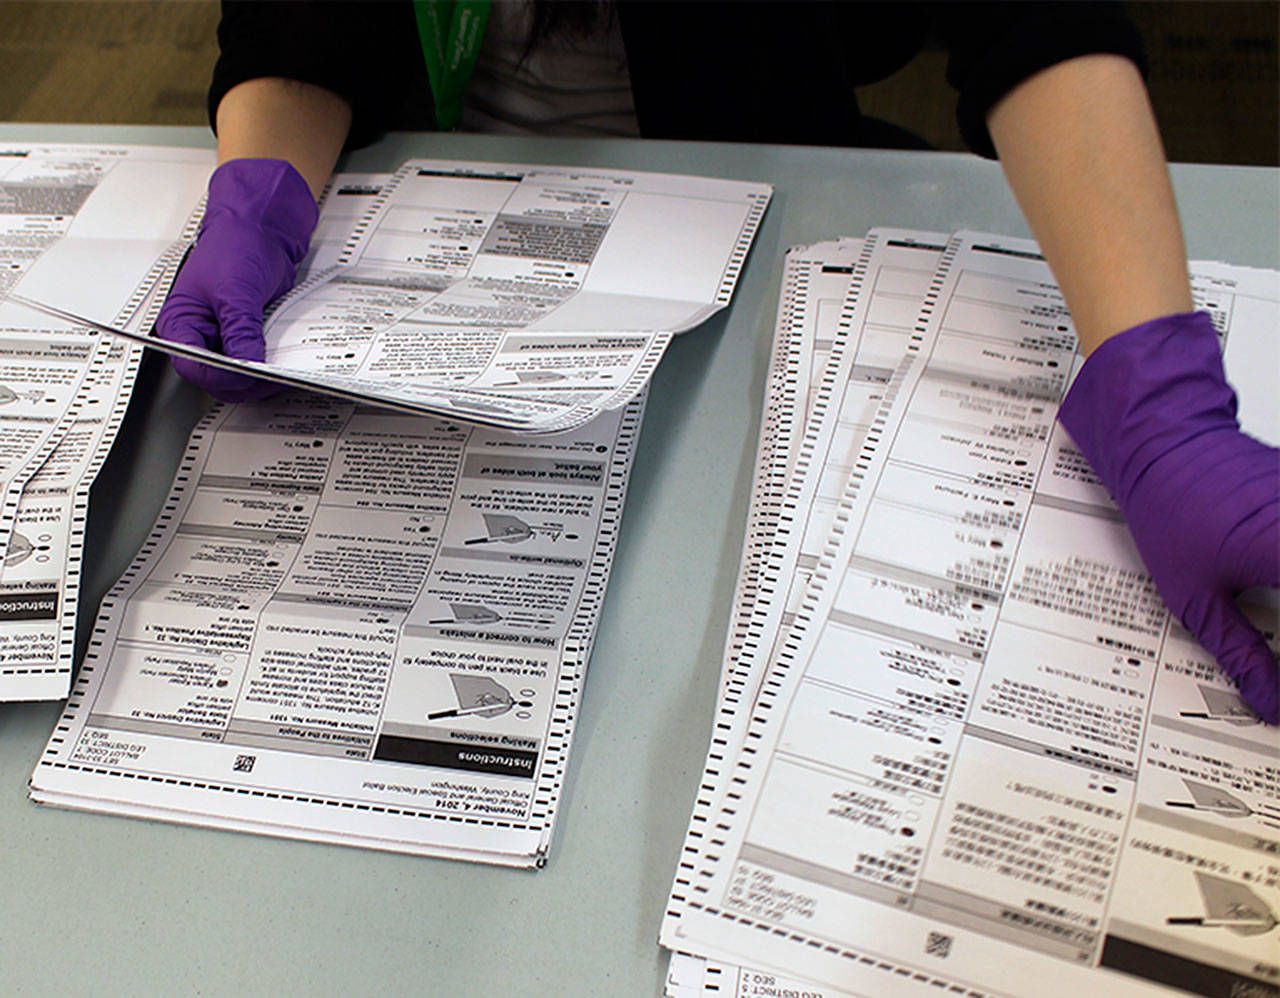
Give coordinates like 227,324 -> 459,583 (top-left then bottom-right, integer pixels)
659,229 -> 1279,996
0,144 -> 213,703
11,144 -> 773,868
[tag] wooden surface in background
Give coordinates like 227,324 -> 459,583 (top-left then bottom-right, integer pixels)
0,2 -> 218,126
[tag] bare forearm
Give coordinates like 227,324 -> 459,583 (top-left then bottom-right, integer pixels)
988,54 -> 1193,355
215,78 -> 352,200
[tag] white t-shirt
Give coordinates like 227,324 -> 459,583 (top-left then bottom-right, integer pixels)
459,0 -> 641,137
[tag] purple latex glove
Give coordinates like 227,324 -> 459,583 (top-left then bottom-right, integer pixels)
1059,311 -> 1280,723
155,158 -> 318,401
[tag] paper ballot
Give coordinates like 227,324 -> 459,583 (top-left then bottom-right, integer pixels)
30,390 -> 646,866
15,159 -> 771,433
2,150 -> 767,702
661,232 -> 1280,997
0,143 -> 212,700
17,147 -> 771,868
0,157 -> 393,703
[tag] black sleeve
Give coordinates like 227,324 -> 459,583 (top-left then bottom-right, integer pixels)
619,2 -> 1144,154
935,2 -> 1147,158
209,1 -> 433,150
619,2 -> 870,146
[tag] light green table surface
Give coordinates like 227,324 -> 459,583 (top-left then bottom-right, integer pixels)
0,124 -> 1276,997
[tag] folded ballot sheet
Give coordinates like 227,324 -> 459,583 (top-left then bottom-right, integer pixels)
0,143 -> 213,701
19,158 -> 771,434
661,232 -> 1280,997
0,153 -> 395,704
2,149 -> 769,704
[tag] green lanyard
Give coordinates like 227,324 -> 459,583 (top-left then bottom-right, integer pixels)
412,0 -> 491,131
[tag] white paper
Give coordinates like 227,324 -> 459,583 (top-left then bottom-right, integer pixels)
667,234 -> 1279,996
30,388 -> 646,864
20,159 -> 770,433
0,144 -> 211,700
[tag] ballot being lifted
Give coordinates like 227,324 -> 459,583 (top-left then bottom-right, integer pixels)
0,146 -> 770,705
16,158 -> 772,433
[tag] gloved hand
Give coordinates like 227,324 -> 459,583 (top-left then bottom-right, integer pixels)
155,158 -> 318,401
1059,311 -> 1279,723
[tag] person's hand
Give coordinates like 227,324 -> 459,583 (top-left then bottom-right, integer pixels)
1059,311 -> 1279,723
155,158 -> 318,401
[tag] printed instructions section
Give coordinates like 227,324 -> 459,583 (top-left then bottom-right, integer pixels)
0,337 -> 131,700
677,235 -> 1278,997
0,330 -> 98,549
0,143 -> 211,700
259,160 -> 770,430
32,391 -> 642,863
